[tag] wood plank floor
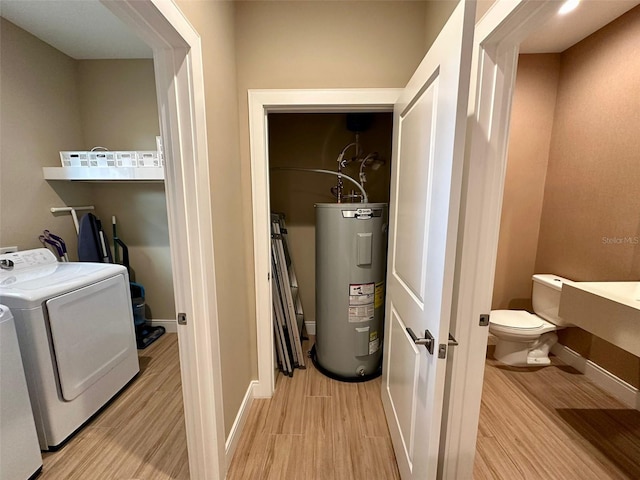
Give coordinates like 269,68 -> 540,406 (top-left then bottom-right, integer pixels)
40,333 -> 189,480
37,333 -> 640,479
227,338 -> 400,480
474,346 -> 640,480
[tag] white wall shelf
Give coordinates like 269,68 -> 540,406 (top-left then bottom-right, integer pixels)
43,166 -> 164,182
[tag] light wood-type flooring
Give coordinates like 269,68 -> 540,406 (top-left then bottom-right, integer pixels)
230,340 -> 640,480
40,333 -> 189,480
474,346 -> 640,479
226,337 -> 400,480
38,333 -> 640,479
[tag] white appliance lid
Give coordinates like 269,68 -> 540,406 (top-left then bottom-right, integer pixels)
0,256 -> 127,308
490,310 -> 547,329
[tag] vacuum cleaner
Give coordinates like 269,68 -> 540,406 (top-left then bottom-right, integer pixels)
130,281 -> 165,349
77,213 -> 165,349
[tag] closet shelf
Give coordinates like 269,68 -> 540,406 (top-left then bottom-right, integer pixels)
42,167 -> 164,182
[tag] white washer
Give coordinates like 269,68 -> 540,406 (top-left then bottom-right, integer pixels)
0,304 -> 43,479
0,248 -> 139,451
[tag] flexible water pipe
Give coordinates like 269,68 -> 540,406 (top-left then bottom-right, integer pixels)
271,167 -> 368,203
336,143 -> 356,202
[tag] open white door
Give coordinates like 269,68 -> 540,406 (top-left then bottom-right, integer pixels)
381,2 -> 475,478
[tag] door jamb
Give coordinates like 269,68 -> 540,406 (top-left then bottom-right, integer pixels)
248,88 -> 402,397
438,1 -> 566,478
102,1 -> 226,478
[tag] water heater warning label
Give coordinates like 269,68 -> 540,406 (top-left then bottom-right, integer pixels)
369,331 -> 380,354
375,281 -> 385,308
349,282 -> 375,323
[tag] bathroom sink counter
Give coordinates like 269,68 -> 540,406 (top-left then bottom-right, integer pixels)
559,282 -> 640,357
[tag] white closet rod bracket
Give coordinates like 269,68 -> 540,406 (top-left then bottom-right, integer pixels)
50,205 -> 95,234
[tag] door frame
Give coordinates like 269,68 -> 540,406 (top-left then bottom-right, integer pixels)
249,88 -> 401,397
102,1 -> 225,478
249,1 -> 575,477
438,1 -> 569,478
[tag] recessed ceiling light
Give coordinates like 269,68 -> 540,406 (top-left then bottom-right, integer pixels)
559,0 -> 580,15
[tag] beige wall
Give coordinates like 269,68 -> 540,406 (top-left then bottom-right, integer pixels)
424,1 -> 458,50
492,54 -> 561,310
423,0 -> 495,51
475,0 -> 497,24
235,1 -> 429,92
90,183 -> 174,320
0,20 -> 174,320
236,0 -> 430,365
495,7 -> 640,387
537,6 -> 640,283
269,112 -> 393,323
77,60 -> 159,151
0,18 -> 92,258
175,0 -> 250,439
536,6 -> 640,387
75,60 -> 175,320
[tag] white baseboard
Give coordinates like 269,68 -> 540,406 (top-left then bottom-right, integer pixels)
305,321 -> 316,336
551,343 -> 640,411
225,380 -> 258,470
150,319 -> 177,333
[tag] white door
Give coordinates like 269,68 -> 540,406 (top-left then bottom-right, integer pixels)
381,2 -> 475,478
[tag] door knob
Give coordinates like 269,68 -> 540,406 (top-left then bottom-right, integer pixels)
406,327 -> 434,355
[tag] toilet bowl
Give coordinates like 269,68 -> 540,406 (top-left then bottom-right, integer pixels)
489,274 -> 573,366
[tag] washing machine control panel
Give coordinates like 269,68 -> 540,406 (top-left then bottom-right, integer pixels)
0,248 -> 57,271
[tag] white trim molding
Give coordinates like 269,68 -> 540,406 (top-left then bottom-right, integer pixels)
225,380 -> 259,470
304,321 -> 316,336
248,88 -> 401,398
102,1 -> 226,478
552,344 -> 640,411
149,319 -> 178,333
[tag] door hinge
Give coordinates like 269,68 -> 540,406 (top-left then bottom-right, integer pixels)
479,313 -> 490,326
177,312 -> 187,325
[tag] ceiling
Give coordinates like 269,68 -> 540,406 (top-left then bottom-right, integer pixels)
0,0 -> 639,59
0,0 -> 152,59
520,0 -> 640,53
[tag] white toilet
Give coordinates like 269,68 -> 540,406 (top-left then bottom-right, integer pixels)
489,274 -> 573,366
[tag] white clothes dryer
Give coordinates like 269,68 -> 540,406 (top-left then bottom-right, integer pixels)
0,249 -> 139,451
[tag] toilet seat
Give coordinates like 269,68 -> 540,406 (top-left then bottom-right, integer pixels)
489,310 -> 556,338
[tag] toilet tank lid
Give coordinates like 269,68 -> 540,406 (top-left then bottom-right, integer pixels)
532,274 -> 573,291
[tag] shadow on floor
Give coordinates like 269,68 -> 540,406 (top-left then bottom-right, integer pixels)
556,407 -> 640,478
138,355 -> 152,373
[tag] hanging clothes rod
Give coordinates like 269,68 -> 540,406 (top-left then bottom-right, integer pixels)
50,205 -> 95,234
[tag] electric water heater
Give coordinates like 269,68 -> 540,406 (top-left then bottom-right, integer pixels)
314,202 -> 388,379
